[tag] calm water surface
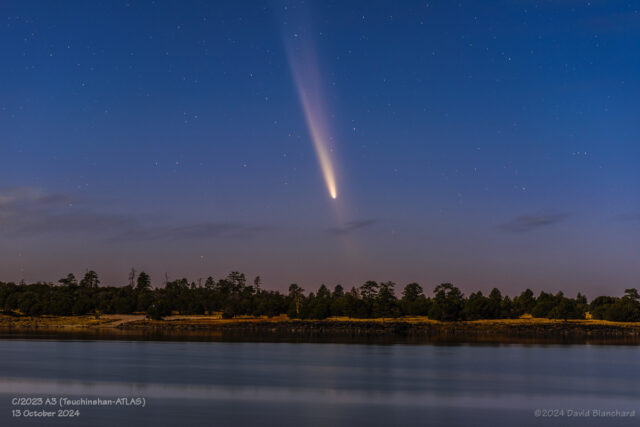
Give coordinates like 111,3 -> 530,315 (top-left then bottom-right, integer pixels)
1,338 -> 638,426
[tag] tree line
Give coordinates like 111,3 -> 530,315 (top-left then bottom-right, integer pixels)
0,270 -> 639,322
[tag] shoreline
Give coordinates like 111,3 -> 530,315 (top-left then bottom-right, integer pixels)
2,315 -> 640,344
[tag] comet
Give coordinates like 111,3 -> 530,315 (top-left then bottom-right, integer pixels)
286,31 -> 339,200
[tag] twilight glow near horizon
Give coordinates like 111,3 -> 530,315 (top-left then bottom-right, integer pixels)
1,1 -> 639,297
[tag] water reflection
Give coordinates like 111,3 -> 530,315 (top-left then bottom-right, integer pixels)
2,328 -> 640,345
1,338 -> 639,426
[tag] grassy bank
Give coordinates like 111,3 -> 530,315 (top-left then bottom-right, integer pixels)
2,314 -> 640,338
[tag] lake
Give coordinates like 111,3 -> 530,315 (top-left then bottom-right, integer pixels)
1,337 -> 638,426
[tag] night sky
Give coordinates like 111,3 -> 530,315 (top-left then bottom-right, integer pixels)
1,1 -> 639,297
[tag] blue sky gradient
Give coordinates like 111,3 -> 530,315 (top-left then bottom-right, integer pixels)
1,1 -> 638,296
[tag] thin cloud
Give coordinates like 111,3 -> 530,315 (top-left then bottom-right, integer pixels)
7,212 -> 137,236
0,186 -> 73,208
500,214 -> 569,233
0,187 -> 269,241
116,223 -> 271,241
0,188 -> 137,236
327,219 -> 377,235
617,213 -> 640,222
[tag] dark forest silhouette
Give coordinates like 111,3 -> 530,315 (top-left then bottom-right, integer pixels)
1,270 -> 639,322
